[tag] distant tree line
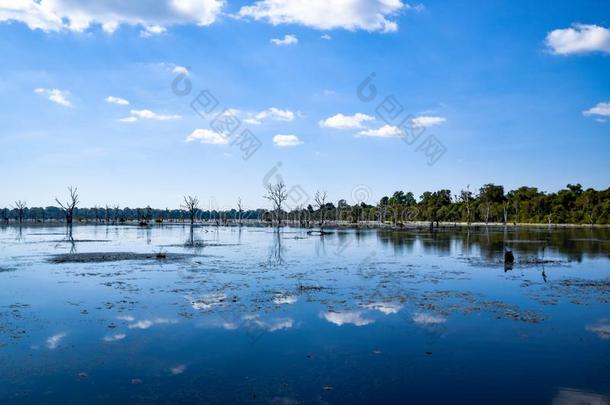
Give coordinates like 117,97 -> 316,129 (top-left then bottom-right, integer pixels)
2,184 -> 609,226
273,183 -> 610,227
0,205 -> 266,225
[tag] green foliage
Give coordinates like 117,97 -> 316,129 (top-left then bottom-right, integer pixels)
3,184 -> 610,225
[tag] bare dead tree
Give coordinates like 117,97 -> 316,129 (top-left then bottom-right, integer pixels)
314,190 -> 328,231
113,205 -> 120,225
181,195 -> 199,225
13,201 -> 27,224
264,182 -> 287,227
55,187 -> 79,225
237,197 -> 243,225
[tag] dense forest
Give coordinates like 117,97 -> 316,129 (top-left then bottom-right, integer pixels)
2,184 -> 610,226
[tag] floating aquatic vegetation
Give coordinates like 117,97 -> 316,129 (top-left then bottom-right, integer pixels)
48,252 -> 194,263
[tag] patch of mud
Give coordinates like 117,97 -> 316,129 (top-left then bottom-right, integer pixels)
297,285 -> 327,292
50,239 -> 111,243
164,242 -> 240,248
48,252 -> 195,263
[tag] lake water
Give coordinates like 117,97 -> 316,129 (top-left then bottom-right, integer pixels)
1,224 -> 609,404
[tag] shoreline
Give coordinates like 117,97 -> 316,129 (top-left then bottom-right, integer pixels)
2,220 -> 609,229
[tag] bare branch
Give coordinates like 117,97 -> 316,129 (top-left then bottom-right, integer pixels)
13,200 -> 27,223
314,190 -> 328,229
264,182 -> 287,227
181,195 -> 199,225
237,197 -> 243,224
55,186 -> 79,224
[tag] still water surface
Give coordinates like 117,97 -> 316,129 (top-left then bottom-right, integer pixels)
1,225 -> 609,404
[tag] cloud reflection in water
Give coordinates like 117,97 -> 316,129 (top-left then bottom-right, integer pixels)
320,310 -> 374,327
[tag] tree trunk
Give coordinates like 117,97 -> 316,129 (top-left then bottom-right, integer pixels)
485,203 -> 490,224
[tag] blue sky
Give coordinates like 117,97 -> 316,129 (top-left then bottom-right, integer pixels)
1,0 -> 609,209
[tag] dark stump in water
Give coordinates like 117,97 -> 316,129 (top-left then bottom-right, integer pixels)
504,250 -> 515,271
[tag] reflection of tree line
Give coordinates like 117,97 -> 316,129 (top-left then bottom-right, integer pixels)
377,227 -> 610,262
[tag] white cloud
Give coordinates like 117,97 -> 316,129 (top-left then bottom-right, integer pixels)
239,0 -> 411,33
358,124 -> 403,138
411,115 -> 446,128
583,102 -> 610,118
119,116 -> 138,123
273,134 -> 302,147
412,312 -> 446,325
321,33 -> 331,40
0,0 -> 225,33
140,24 -> 167,37
245,107 -> 295,125
223,108 -> 240,116
271,33 -> 298,46
261,107 -> 295,121
154,62 -> 190,76
546,24 -> 610,55
186,129 -> 228,144
172,65 -> 190,76
105,96 -> 129,105
46,332 -> 67,349
120,109 -> 181,122
103,333 -> 126,342
319,113 -> 374,129
320,310 -> 374,326
34,88 -> 72,107
363,302 -> 403,315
